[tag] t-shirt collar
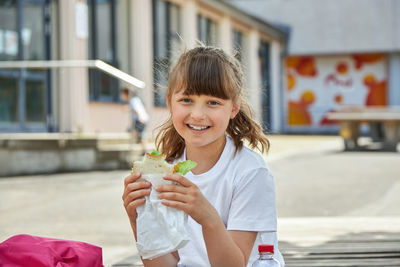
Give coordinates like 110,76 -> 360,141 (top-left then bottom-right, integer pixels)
181,135 -> 234,178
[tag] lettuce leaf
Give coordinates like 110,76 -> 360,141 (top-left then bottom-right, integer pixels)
176,160 -> 197,175
150,149 -> 163,156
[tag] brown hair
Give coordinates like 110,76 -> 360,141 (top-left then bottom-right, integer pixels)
155,46 -> 270,162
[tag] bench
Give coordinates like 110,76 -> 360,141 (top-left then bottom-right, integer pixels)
327,107 -> 400,151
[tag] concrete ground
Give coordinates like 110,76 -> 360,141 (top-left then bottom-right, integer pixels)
267,136 -> 400,251
0,135 -> 399,266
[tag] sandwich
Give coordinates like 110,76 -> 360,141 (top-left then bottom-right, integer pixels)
132,150 -> 196,187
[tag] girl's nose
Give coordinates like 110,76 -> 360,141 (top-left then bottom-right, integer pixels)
190,105 -> 206,120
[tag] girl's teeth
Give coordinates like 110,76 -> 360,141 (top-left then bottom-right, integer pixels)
189,125 -> 208,130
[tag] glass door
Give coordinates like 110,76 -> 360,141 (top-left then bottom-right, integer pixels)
0,1 -> 19,130
0,0 -> 52,132
0,73 -> 18,130
23,0 -> 48,130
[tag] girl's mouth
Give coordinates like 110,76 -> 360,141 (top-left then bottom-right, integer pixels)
187,124 -> 210,131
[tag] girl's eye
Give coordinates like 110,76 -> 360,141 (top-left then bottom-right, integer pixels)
180,98 -> 192,103
208,100 -> 220,106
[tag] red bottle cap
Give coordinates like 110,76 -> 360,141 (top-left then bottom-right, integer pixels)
258,244 -> 274,253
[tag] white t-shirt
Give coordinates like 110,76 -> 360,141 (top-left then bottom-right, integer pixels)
175,136 -> 284,267
129,96 -> 149,123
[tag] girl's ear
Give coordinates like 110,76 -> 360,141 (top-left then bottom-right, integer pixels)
230,98 -> 241,119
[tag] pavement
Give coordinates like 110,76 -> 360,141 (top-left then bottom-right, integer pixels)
0,135 -> 399,266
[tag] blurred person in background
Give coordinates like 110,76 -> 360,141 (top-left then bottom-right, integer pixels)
121,87 -> 149,155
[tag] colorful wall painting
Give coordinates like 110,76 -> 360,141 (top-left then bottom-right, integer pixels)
285,53 -> 388,132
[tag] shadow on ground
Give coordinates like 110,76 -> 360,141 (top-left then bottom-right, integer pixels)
280,231 -> 400,267
111,253 -> 142,267
111,231 -> 400,267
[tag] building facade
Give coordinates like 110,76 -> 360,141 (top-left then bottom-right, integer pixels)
231,0 -> 400,133
0,0 -> 287,137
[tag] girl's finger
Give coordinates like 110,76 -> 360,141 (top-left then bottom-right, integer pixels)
125,198 -> 146,212
158,192 -> 188,203
163,174 -> 192,187
161,199 -> 187,212
123,188 -> 151,207
155,183 -> 186,194
122,180 -> 151,200
124,172 -> 142,187
126,180 -> 151,192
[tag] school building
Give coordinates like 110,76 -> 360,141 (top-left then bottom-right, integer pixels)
0,0 -> 288,137
230,0 -> 400,133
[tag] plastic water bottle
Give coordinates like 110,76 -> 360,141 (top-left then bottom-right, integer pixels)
251,244 -> 281,267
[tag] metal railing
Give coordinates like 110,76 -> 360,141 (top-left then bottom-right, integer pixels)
0,59 -> 145,89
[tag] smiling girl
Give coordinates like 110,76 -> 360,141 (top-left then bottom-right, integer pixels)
122,46 -> 284,267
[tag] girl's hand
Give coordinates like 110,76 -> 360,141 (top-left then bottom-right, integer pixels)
122,173 -> 151,224
156,174 -> 219,227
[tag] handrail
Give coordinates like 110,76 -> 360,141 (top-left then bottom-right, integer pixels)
0,59 -> 145,89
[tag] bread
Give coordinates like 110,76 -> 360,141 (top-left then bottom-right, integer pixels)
132,151 -> 197,184
133,153 -> 177,175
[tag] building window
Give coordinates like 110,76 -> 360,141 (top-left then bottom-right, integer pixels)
0,1 -> 18,62
0,0 -> 56,132
153,0 -> 181,107
232,29 -> 242,62
88,0 -> 129,102
197,14 -> 217,46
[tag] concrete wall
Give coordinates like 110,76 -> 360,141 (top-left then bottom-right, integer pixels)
0,134 -> 135,176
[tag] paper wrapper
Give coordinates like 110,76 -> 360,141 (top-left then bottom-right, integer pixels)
136,174 -> 189,260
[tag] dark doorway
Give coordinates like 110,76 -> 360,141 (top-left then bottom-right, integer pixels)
259,40 -> 271,132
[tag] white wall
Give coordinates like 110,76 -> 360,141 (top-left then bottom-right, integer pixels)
59,0 -> 89,133
270,40 -> 284,133
389,53 -> 400,106
230,0 -> 400,55
246,30 -> 262,122
131,0 -> 154,128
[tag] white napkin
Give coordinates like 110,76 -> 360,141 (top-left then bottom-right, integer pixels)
135,174 -> 189,260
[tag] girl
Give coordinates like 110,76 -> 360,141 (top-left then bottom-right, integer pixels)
122,46 -> 284,267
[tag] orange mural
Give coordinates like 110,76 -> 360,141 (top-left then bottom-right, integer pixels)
352,54 -> 384,70
286,57 -> 300,69
334,94 -> 343,104
287,73 -> 296,91
285,53 -> 387,129
336,62 -> 349,75
286,56 -> 317,77
363,74 -> 387,106
319,94 -> 343,125
288,90 -> 315,125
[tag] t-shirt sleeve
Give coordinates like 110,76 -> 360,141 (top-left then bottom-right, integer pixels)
227,167 -> 277,232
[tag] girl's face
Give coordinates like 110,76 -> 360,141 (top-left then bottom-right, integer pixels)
170,91 -> 240,152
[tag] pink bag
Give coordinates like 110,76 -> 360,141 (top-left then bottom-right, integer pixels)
0,234 -> 104,267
